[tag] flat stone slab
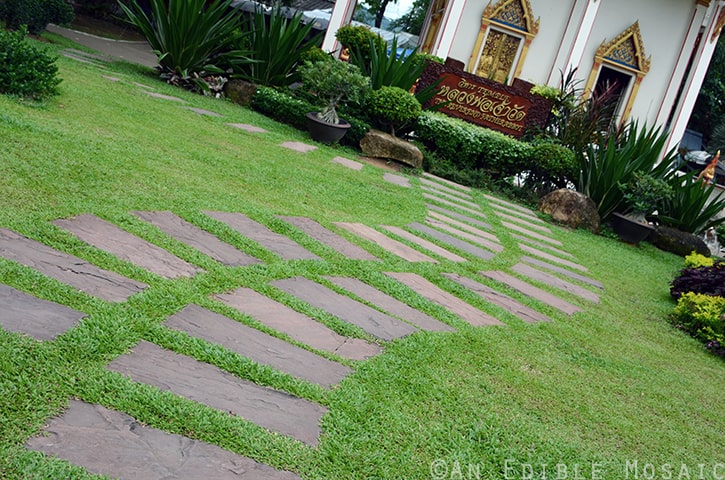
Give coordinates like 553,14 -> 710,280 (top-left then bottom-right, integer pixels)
331,156 -> 364,170
54,214 -> 201,279
422,172 -> 472,192
0,229 -> 146,302
423,194 -> 487,220
426,204 -> 492,230
324,276 -> 455,332
442,273 -> 550,324
502,221 -> 563,246
521,256 -> 604,289
483,193 -> 535,215
101,75 -> 122,82
226,123 -> 268,133
511,233 -> 575,259
421,185 -> 481,210
166,305 -> 351,388
333,222 -> 438,263
511,263 -> 600,303
478,270 -> 582,316
428,210 -> 498,241
0,284 -> 86,340
518,244 -> 587,272
383,172 -> 411,188
107,341 -> 327,446
419,177 -> 474,201
384,272 -> 503,327
142,90 -> 186,102
133,211 -> 260,267
278,216 -> 378,261
496,212 -> 552,235
425,217 -> 503,253
381,225 -> 467,262
215,287 -> 382,360
271,277 -> 418,340
183,107 -> 223,117
26,400 -> 300,480
408,223 -> 496,260
205,211 -> 320,261
489,203 -> 547,225
279,141 -> 317,153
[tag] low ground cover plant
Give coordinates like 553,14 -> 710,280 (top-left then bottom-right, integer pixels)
0,27 -> 61,98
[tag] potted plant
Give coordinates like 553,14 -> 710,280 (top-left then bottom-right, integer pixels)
612,171 -> 674,244
298,59 -> 370,143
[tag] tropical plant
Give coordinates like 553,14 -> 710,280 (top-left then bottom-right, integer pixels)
298,60 -> 370,125
657,174 -> 725,233
618,171 -> 674,222
348,36 -> 426,92
367,86 -> 422,136
671,261 -> 725,299
0,27 -> 61,99
0,0 -> 74,34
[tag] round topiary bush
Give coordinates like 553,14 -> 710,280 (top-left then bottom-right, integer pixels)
335,24 -> 386,64
367,86 -> 422,136
0,27 -> 61,99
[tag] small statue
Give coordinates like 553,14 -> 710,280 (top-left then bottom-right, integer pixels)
704,227 -> 720,256
697,150 -> 720,184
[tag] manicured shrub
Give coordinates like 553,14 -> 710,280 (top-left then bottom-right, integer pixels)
0,0 -> 74,34
670,261 -> 725,299
367,86 -> 421,136
299,46 -> 333,65
671,292 -> 725,357
522,140 -> 577,195
335,24 -> 386,65
684,251 -> 715,268
0,27 -> 61,99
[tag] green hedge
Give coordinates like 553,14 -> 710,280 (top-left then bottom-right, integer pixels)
0,0 -> 74,34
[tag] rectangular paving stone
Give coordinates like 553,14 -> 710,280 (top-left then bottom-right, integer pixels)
421,185 -> 481,211
422,172 -> 472,192
483,193 -> 535,215
278,216 -> 379,261
502,221 -> 563,246
521,256 -> 604,289
54,214 -> 201,279
511,263 -> 600,303
408,223 -> 496,260
271,277 -> 418,340
381,225 -> 467,262
324,276 -> 455,332
384,272 -> 503,327
511,233 -> 575,259
425,217 -> 503,253
519,244 -> 588,272
419,177 -> 474,201
142,90 -> 186,102
428,210 -> 498,241
489,202 -> 548,225
478,270 -> 582,315
133,211 -> 260,267
442,273 -> 550,323
496,212 -> 552,235
426,204 -> 492,229
183,106 -> 223,117
26,400 -> 301,480
333,222 -> 438,263
331,156 -> 363,170
107,340 -> 327,446
0,284 -> 86,340
279,141 -> 317,153
166,305 -> 351,387
0,229 -> 146,302
423,193 -> 487,219
383,172 -> 411,188
226,123 -> 268,133
215,287 -> 382,360
205,211 -> 320,261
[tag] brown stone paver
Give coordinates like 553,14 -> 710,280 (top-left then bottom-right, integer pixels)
54,214 -> 201,279
332,156 -> 364,170
278,216 -> 379,261
483,193 -> 535,215
488,202 -> 547,224
511,233 -> 575,259
183,107 -> 223,117
511,263 -> 600,303
215,287 -> 382,360
324,276 -> 455,332
383,172 -> 411,188
132,211 -> 260,267
426,204 -> 492,229
521,256 -> 604,289
479,270 -> 582,315
205,211 -> 321,261
226,123 -> 268,133
423,194 -> 488,220
518,244 -> 588,272
384,272 -> 503,327
422,172 -> 472,192
442,273 -> 550,323
166,305 -> 351,387
419,177 -> 474,200
333,222 -> 438,263
0,228 -> 146,302
279,141 -> 317,153
142,90 -> 186,102
381,225 -> 467,263
271,277 -> 418,340
26,400 -> 301,480
0,284 -> 86,340
421,185 -> 482,210
408,222 -> 496,260
502,221 -> 563,246
107,341 -> 327,446
428,210 -> 498,241
102,75 -> 122,82
496,211 -> 553,234
424,218 -> 504,253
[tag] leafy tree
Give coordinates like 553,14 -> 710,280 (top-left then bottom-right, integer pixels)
360,0 -> 398,28
688,33 -> 725,146
390,0 -> 430,35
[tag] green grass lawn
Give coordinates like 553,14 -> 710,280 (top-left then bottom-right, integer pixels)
0,37 -> 723,479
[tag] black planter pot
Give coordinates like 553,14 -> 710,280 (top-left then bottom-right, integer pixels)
611,212 -> 655,244
306,112 -> 351,144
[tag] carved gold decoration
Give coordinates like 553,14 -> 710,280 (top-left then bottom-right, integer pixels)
482,0 -> 539,36
697,0 -> 711,7
711,8 -> 725,43
421,0 -> 448,54
594,21 -> 650,74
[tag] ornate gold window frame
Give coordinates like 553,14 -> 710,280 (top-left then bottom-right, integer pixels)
467,0 -> 539,83
584,22 -> 651,122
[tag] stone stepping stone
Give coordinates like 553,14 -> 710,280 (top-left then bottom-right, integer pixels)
166,304 -> 351,388
226,123 -> 268,133
419,177 -> 474,201
483,193 -> 535,215
421,185 -> 481,210
383,172 -> 411,188
423,194 -> 487,220
511,263 -> 600,303
502,221 -> 563,246
62,48 -> 109,63
215,287 -> 382,360
442,273 -> 550,324
331,156 -> 363,170
511,233 -> 575,259
426,204 -> 492,229
424,217 -> 503,253
107,341 -> 326,446
333,222 -> 438,263
407,222 -> 496,260
489,202 -> 547,225
183,106 -> 223,117
271,277 -> 417,341
61,52 -> 108,68
522,256 -> 604,289
519,244 -> 587,272
384,272 -> 503,327
428,211 -> 498,241
205,211 -> 320,261
0,284 -> 86,340
381,225 -> 467,263
0,229 -> 146,302
478,271 -> 582,315
422,172 -> 472,192
279,141 -> 317,153
278,216 -> 378,261
324,276 -> 454,332
134,82 -> 155,90
496,212 -> 552,235
26,400 -> 301,480
142,90 -> 186,103
132,211 -> 261,267
54,214 -> 201,279
101,75 -> 122,82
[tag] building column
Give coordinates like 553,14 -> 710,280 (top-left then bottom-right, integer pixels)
547,0 -> 601,85
427,0 -> 467,60
321,0 -> 357,55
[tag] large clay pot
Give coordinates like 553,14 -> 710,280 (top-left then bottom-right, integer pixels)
306,112 -> 350,144
611,212 -> 655,244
